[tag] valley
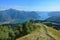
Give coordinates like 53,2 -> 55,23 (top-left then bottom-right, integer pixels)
0,9 -> 60,40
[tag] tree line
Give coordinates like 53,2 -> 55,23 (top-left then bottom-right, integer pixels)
0,19 -> 38,40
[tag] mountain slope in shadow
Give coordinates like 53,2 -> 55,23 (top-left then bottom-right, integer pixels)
0,9 -> 40,24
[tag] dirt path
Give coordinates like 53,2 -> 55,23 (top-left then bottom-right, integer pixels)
17,23 -> 56,40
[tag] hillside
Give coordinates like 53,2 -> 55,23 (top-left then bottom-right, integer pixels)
48,11 -> 60,16
17,23 -> 60,40
45,16 -> 60,22
44,11 -> 60,22
0,9 -> 40,24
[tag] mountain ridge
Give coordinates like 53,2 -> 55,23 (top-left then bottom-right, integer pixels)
0,9 -> 40,24
45,16 -> 60,22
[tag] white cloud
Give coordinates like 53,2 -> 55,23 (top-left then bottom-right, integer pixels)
0,5 -> 36,11
39,6 -> 60,11
0,5 -> 60,11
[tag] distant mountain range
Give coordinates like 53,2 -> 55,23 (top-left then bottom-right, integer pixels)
45,12 -> 60,22
0,9 -> 40,24
0,9 -> 60,24
48,11 -> 60,16
45,16 -> 60,22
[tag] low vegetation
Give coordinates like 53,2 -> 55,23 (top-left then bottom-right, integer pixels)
0,20 -> 60,40
17,23 -> 60,40
0,19 -> 37,40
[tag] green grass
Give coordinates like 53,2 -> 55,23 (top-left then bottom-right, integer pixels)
16,23 -> 60,40
46,26 -> 60,40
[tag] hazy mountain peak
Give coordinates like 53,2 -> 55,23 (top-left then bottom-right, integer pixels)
0,9 -> 40,24
5,8 -> 17,11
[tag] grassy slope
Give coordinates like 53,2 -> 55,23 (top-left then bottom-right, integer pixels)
45,26 -> 60,40
16,23 -> 60,40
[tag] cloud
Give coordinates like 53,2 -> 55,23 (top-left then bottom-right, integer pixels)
39,6 -> 60,11
0,5 -> 37,11
0,5 -> 60,11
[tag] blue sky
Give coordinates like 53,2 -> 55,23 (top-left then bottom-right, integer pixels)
0,0 -> 60,11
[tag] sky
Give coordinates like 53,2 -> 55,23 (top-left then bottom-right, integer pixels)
0,0 -> 60,11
